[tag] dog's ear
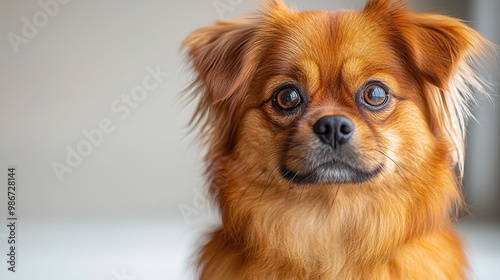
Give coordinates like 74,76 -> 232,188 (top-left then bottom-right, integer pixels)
182,17 -> 261,156
400,14 -> 487,175
182,0 -> 289,106
365,1 -> 489,174
365,0 -> 482,88
183,18 -> 260,106
182,1 -> 292,157
398,14 -> 483,89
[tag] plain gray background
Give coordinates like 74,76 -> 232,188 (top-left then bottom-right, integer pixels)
0,0 -> 498,279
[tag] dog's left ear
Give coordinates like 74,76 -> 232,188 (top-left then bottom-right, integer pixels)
397,14 -> 483,89
365,0 -> 483,88
365,0 -> 490,174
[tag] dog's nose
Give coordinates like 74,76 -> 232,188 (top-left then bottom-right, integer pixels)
313,115 -> 354,147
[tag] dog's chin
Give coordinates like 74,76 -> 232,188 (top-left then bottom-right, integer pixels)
281,162 -> 382,185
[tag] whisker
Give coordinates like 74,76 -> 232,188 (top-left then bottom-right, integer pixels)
319,184 -> 341,229
293,182 -> 306,215
351,182 -> 363,205
236,149 -> 281,204
375,149 -> 412,188
257,163 -> 281,209
375,149 -> 428,187
285,185 -> 293,206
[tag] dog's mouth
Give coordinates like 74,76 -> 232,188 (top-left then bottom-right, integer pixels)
281,160 -> 382,185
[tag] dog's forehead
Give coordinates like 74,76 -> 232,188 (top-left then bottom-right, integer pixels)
267,10 -> 399,89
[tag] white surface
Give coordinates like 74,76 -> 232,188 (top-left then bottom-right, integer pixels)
460,222 -> 500,280
0,218 -> 498,280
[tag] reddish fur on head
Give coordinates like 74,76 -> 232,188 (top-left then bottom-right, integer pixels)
182,0 -> 491,279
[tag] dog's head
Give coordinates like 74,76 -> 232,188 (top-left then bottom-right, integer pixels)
182,0 -> 488,215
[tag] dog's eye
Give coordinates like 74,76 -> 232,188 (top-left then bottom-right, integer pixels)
274,87 -> 302,111
362,83 -> 389,109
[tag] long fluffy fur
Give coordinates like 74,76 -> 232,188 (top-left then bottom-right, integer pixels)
182,0 -> 492,279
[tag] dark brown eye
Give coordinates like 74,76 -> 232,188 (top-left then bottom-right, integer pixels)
274,87 -> 302,111
363,84 -> 389,108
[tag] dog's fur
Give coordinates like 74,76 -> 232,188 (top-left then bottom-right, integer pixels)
182,0 -> 491,278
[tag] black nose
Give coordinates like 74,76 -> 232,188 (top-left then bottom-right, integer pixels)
313,115 -> 354,148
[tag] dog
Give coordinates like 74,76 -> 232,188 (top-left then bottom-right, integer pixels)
182,0 -> 492,278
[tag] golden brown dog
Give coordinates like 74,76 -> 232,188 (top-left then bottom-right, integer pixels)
182,0 -> 492,278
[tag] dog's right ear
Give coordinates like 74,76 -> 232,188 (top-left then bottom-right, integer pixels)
182,18 -> 261,106
182,17 -> 262,156
182,1 -> 290,108
182,2 -> 292,155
